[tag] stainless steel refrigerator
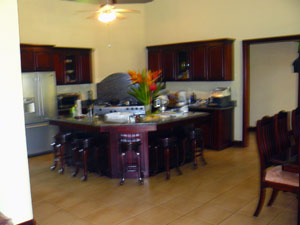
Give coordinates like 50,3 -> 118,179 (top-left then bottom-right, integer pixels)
22,72 -> 58,157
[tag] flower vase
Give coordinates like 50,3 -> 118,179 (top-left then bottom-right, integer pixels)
144,103 -> 152,115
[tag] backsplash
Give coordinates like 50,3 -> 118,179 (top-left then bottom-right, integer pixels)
166,81 -> 233,99
56,84 -> 97,100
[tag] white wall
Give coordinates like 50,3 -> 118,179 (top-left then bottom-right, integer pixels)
17,0 -> 147,83
249,42 -> 298,126
17,0 -> 300,141
0,1 -> 33,224
144,0 -> 300,141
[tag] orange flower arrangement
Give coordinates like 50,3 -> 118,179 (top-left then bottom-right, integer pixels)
128,69 -> 165,113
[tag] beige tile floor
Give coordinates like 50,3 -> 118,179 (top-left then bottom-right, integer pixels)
29,133 -> 297,225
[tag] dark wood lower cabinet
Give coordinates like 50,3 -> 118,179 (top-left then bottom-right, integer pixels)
190,106 -> 234,150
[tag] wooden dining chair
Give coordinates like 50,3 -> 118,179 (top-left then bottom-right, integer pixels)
292,108 -> 300,142
274,111 -> 295,158
254,116 -> 300,225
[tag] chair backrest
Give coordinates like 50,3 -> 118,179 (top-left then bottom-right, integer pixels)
256,116 -> 279,169
274,111 -> 291,154
292,108 -> 300,141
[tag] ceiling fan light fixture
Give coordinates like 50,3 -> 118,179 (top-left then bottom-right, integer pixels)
97,4 -> 117,23
98,11 -> 116,23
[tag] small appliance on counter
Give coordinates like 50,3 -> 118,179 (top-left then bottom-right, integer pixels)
57,93 -> 80,110
209,87 -> 232,107
176,91 -> 187,106
154,95 -> 169,112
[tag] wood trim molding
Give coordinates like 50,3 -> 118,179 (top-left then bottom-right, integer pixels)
17,219 -> 36,225
243,34 -> 300,44
242,42 -> 250,147
248,127 -> 256,132
242,34 -> 300,147
232,141 -> 243,147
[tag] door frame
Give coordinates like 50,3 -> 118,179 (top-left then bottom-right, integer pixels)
242,34 -> 300,147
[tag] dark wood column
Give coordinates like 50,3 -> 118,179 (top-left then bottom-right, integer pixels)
298,53 -> 300,107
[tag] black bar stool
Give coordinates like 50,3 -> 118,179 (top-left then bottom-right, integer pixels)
160,136 -> 182,180
72,133 -> 100,181
119,133 -> 143,185
182,128 -> 206,168
50,132 -> 72,174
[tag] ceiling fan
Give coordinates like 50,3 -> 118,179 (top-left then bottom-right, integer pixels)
64,0 -> 153,23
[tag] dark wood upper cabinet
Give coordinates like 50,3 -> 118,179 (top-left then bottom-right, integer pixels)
53,47 -> 92,85
20,44 -> 54,72
147,38 -> 234,81
21,44 -> 92,85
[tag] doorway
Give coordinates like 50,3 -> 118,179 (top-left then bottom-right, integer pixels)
242,34 -> 300,146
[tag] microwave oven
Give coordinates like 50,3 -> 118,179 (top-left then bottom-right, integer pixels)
57,93 -> 80,109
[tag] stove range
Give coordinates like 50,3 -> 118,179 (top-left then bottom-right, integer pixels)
93,104 -> 146,116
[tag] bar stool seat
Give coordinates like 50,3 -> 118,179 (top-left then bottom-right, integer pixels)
50,132 -> 72,174
119,133 -> 143,185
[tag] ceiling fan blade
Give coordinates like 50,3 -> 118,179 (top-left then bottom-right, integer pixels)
62,0 -> 153,4
86,14 -> 98,19
114,8 -> 140,13
76,9 -> 97,13
115,13 -> 127,19
114,0 -> 153,3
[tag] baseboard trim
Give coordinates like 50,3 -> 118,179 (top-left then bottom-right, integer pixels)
248,126 -> 256,132
232,141 -> 243,147
18,219 -> 36,225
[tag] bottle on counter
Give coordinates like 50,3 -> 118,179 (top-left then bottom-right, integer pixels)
70,106 -> 76,117
75,99 -> 82,116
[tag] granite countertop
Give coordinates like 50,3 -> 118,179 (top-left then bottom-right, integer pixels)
49,111 -> 210,127
189,103 -> 235,110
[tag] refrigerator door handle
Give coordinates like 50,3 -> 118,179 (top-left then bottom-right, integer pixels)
36,76 -> 42,117
40,80 -> 45,116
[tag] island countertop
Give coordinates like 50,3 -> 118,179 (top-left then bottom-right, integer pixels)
49,111 -> 210,127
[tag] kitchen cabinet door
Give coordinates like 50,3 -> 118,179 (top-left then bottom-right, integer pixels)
207,43 -> 224,80
207,42 -> 233,81
21,48 -> 35,72
175,45 -> 192,81
192,44 -> 207,81
148,48 -> 162,72
53,50 -> 65,85
161,48 -> 175,81
35,48 -> 53,71
79,51 -> 92,84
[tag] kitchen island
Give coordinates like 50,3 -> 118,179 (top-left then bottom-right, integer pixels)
49,112 -> 210,178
